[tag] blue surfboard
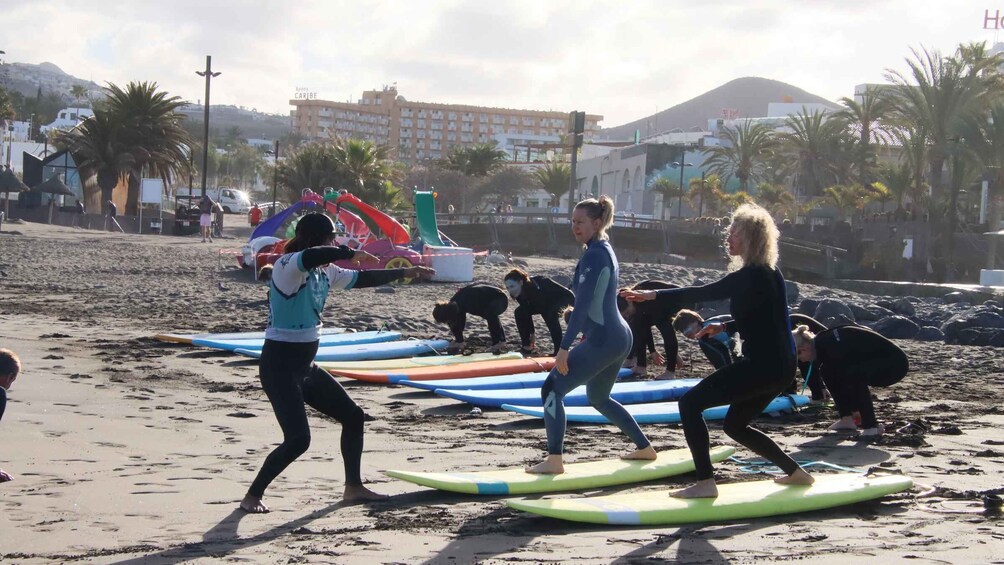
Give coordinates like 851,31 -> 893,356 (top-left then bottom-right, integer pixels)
436,378 -> 702,409
235,338 -> 449,362
501,395 -> 811,424
193,330 -> 401,352
399,368 -> 633,392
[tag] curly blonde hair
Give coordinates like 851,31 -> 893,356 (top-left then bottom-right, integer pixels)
727,203 -> 780,271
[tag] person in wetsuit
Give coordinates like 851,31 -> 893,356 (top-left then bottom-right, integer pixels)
792,324 -> 908,437
622,203 -> 813,498
672,309 -> 736,370
526,195 -> 656,475
617,280 -> 687,379
788,313 -> 828,400
0,348 -> 21,483
433,284 -> 510,352
240,213 -> 434,514
503,268 -> 574,356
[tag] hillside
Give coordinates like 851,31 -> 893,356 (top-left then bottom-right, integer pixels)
599,77 -> 839,140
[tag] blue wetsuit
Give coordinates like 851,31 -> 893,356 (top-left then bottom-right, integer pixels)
539,238 -> 650,455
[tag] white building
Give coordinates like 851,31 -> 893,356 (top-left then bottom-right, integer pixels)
40,107 -> 93,133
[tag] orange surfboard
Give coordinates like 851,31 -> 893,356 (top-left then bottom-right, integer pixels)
332,357 -> 555,384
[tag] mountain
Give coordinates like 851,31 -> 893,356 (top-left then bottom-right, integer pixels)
598,77 -> 840,140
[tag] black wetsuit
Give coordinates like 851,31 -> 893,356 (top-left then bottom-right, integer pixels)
695,315 -> 737,370
248,246 -> 409,499
811,326 -> 909,429
789,313 -> 828,400
0,386 -> 6,423
446,284 -> 509,345
652,264 -> 800,481
513,276 -> 574,355
623,280 -> 688,371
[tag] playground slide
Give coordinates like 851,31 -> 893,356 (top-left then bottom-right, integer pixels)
414,191 -> 446,246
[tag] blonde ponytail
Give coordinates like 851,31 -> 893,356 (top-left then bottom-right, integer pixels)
791,324 -> 815,347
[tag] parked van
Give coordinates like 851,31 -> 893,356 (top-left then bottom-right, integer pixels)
174,187 -> 252,214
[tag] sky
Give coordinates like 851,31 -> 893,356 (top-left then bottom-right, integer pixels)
2,0 -> 1003,127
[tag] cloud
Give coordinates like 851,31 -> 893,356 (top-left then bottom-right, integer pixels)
3,0 -> 998,127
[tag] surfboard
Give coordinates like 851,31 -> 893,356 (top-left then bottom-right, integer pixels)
385,446 -> 736,495
399,367 -> 633,392
505,473 -> 914,525
192,330 -> 401,352
435,378 -> 701,409
316,351 -> 523,372
154,327 -> 347,345
235,339 -> 449,362
501,394 -> 811,424
331,357 -> 556,384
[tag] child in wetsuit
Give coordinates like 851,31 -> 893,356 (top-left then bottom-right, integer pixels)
617,280 -> 687,380
0,348 -> 22,483
672,309 -> 736,370
503,268 -> 574,356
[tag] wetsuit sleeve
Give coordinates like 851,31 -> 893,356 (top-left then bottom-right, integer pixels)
540,277 -> 575,306
449,310 -> 467,342
354,269 -> 407,288
653,270 -> 745,305
561,248 -> 609,350
647,327 -> 656,353
299,245 -> 355,270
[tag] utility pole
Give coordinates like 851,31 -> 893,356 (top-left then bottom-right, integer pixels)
567,111 -> 585,216
195,56 -> 221,199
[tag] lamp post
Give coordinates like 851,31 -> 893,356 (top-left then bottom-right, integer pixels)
195,56 -> 221,199
269,140 -> 279,217
671,146 -> 693,219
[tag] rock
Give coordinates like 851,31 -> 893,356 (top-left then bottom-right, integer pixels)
942,291 -> 973,305
813,299 -> 855,324
890,297 -> 916,316
984,300 -> 1002,309
992,331 -> 1004,348
797,298 -> 819,317
821,314 -> 856,328
785,280 -> 799,305
849,304 -> 878,322
872,315 -> 920,339
915,326 -> 945,341
940,307 -> 1004,344
957,328 -> 993,346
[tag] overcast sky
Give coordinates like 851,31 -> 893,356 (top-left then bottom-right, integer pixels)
3,0 -> 1002,127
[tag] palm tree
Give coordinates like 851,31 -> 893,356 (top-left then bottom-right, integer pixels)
890,124 -> 930,211
876,161 -> 914,212
335,138 -> 400,199
0,87 -> 14,132
650,177 -> 683,220
961,103 -> 1004,267
273,141 -> 344,201
866,182 -> 894,212
780,109 -> 852,197
837,88 -> 893,186
753,181 -> 796,219
721,190 -> 754,212
444,143 -> 507,211
102,82 -> 194,212
687,173 -> 724,217
822,184 -> 869,222
532,161 -> 571,207
70,85 -> 89,107
703,120 -> 777,191
55,111 -> 135,206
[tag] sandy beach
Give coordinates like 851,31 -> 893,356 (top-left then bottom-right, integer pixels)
1,220 -> 1003,564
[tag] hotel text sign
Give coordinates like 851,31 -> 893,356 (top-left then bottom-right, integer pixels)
294,87 -> 317,100
985,9 -> 1004,28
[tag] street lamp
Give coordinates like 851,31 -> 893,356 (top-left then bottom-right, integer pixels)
670,146 -> 693,219
195,55 -> 221,199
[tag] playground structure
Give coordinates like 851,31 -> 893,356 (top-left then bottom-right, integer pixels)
239,190 -> 422,275
413,190 -> 475,282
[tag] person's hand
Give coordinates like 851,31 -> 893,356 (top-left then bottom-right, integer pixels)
406,266 -> 436,280
620,289 -> 656,302
555,348 -> 570,375
651,351 -> 666,366
351,250 -> 380,267
0,469 -> 12,483
694,323 -> 725,339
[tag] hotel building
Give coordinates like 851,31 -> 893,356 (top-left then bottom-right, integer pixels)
290,86 -> 602,163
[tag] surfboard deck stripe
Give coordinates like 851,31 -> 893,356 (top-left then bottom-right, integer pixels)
192,330 -> 401,352
317,352 -> 523,372
385,446 -> 735,495
505,473 -> 914,525
333,357 -> 556,384
153,327 -> 346,345
400,367 -> 632,392
234,339 -> 449,362
435,378 -> 701,408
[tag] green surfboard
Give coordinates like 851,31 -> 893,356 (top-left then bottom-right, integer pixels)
506,473 -> 913,525
385,446 -> 735,495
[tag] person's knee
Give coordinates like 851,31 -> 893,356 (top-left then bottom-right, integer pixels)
678,393 -> 702,418
342,404 -> 365,435
721,419 -> 748,440
284,432 -> 311,457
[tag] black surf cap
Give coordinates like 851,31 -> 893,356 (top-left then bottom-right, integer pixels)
296,213 -> 337,237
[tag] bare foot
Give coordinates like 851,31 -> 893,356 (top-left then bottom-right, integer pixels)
630,366 -> 648,376
343,484 -> 390,503
775,468 -> 814,486
670,479 -> 718,498
828,416 -> 857,431
621,445 -> 658,461
525,454 -> 564,475
654,371 -> 676,381
239,494 -> 269,513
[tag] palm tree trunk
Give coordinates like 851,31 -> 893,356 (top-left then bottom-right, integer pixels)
988,182 -> 1001,269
